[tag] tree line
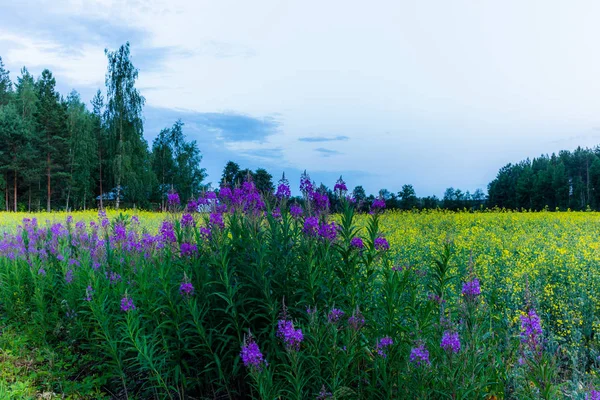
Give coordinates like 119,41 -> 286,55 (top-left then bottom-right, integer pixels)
487,147 -> 600,211
0,43 -> 206,211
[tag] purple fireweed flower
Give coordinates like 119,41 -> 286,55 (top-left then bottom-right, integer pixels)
187,199 -> 198,211
300,171 -> 314,196
241,336 -> 266,371
376,336 -> 393,358
372,198 -> 386,210
106,271 -> 122,284
327,308 -> 345,323
101,218 -> 110,228
318,222 -> 338,242
271,207 -> 282,219
181,213 -> 195,227
311,192 -> 329,213
587,390 -> 600,400
199,227 -> 211,240
462,278 -> 481,299
66,215 -> 73,224
276,183 -> 291,200
160,220 -> 176,243
179,281 -> 194,297
219,186 -> 233,201
348,310 -> 365,330
180,242 -> 198,257
68,259 -> 80,268
205,191 -> 217,201
210,212 -> 225,229
121,296 -> 136,312
334,176 -> 347,194
350,237 -> 364,249
317,386 -> 333,400
520,309 -> 543,349
290,204 -> 303,219
38,268 -> 46,276
65,269 -> 74,284
410,344 -> 431,366
441,331 -> 461,353
84,285 -> 94,302
277,320 -> 304,351
303,217 -> 319,236
131,215 -> 139,224
374,237 -> 390,251
306,306 -> 317,315
167,192 -> 180,206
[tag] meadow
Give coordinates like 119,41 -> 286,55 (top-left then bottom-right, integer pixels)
1,182 -> 600,399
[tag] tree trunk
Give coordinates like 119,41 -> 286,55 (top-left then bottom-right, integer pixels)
47,152 -> 51,212
13,170 -> 17,212
99,145 -> 103,210
4,174 -> 8,211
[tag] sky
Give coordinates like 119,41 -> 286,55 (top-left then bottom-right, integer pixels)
1,0 -> 600,197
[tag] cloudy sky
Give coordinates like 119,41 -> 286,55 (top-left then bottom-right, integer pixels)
1,0 -> 600,196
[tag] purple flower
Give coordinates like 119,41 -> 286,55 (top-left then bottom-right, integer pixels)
334,176 -> 347,194
300,171 -> 314,196
199,227 -> 211,240
374,237 -> 390,251
348,309 -> 365,330
219,187 -> 233,201
106,271 -> 122,284
168,192 -> 180,206
311,192 -> 329,213
65,269 -> 74,284
276,183 -> 291,200
241,336 -> 266,371
290,204 -> 303,219
205,191 -> 217,201
84,285 -> 94,302
210,212 -> 225,229
181,213 -> 195,227
187,199 -> 198,211
121,296 -> 136,312
160,220 -> 176,243
441,331 -> 461,353
180,242 -> 198,257
271,207 -> 282,219
179,281 -> 194,297
303,217 -> 319,236
462,278 -> 481,299
410,344 -> 431,366
318,222 -> 338,242
520,309 -> 543,348
372,198 -> 386,210
376,336 -> 393,358
38,268 -> 46,276
317,386 -> 333,400
327,308 -> 345,323
587,390 -> 600,400
306,306 -> 317,315
277,320 -> 304,350
350,237 -> 364,249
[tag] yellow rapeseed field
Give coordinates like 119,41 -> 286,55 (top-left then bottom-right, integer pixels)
378,210 -> 600,344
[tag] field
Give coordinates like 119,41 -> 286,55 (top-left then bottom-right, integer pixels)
1,198 -> 600,398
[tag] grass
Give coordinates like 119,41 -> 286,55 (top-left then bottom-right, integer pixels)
0,320 -> 107,399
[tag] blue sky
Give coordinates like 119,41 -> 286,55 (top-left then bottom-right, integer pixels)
2,1 -> 600,196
